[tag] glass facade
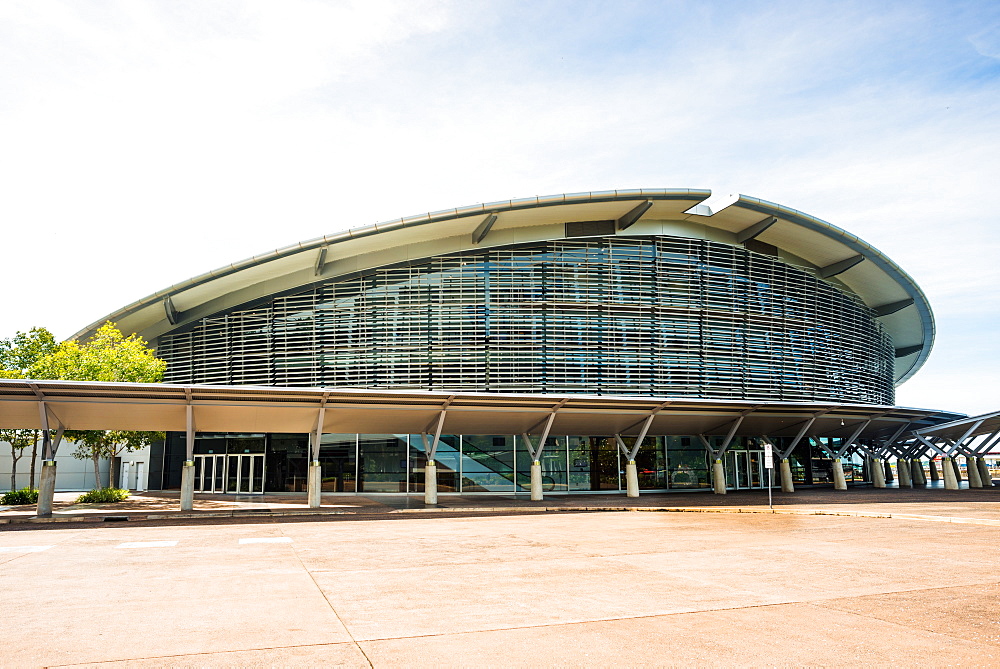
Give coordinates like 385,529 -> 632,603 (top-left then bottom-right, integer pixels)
155,432 -> 872,493
157,235 -> 895,404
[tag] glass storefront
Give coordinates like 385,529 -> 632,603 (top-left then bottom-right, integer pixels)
155,431 -> 869,492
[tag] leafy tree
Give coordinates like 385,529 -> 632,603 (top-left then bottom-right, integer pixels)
0,327 -> 58,376
0,327 -> 58,490
31,322 -> 167,488
0,429 -> 37,491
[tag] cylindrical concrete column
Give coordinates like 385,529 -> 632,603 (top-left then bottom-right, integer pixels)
35,460 -> 57,518
943,457 -> 959,490
625,460 -> 639,498
307,461 -> 322,508
951,457 -> 962,485
897,458 -> 912,488
911,459 -> 926,486
779,458 -> 795,493
712,459 -> 726,495
180,461 -> 195,511
883,459 -> 894,483
424,461 -> 438,504
530,461 -> 543,501
967,456 -> 983,488
872,458 -> 886,488
976,457 -> 992,487
928,458 -> 940,483
832,459 -> 847,491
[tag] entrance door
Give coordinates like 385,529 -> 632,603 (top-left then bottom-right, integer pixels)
725,450 -> 769,490
193,454 -> 226,493
225,454 -> 264,494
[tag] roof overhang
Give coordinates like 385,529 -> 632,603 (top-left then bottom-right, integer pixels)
71,188 -> 934,385
911,409 -> 1000,442
0,379 -> 961,439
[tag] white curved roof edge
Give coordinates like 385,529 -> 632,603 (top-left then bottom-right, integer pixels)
730,194 -> 935,385
72,188 -> 710,338
71,187 -> 933,384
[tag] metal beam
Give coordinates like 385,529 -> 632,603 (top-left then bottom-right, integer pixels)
472,213 -> 499,244
949,418 -> 985,456
164,296 -> 180,325
312,392 -> 329,461
873,298 -> 914,317
427,409 -> 448,460
314,246 -> 328,276
779,416 -> 818,459
521,411 -> 558,461
619,401 -> 671,434
818,254 -> 865,279
616,201 -> 653,231
915,435 -> 948,458
735,216 -> 777,244
627,413 -> 657,460
525,398 -> 569,434
835,420 -> 871,457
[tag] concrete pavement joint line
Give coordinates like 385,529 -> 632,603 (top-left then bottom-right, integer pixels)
46,641 -> 364,668
284,528 -> 375,669
804,586 -> 1000,648
239,536 -> 293,544
116,540 -> 177,548
350,580 -> 1000,645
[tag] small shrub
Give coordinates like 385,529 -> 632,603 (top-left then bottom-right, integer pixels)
76,487 -> 130,504
1,487 -> 39,505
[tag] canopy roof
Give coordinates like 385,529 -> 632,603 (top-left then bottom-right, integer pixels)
912,409 -> 1000,442
72,188 -> 934,384
0,379 -> 960,440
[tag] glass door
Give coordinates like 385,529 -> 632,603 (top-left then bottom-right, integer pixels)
725,450 -> 769,490
225,454 -> 265,494
193,454 -> 226,493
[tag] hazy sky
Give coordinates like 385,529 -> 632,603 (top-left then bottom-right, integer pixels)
1,1 -> 997,414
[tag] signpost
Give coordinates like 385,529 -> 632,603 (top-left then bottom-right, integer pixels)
763,441 -> 774,510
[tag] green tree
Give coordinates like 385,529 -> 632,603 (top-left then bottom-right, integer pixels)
0,327 -> 58,490
0,429 -> 37,491
32,322 -> 167,488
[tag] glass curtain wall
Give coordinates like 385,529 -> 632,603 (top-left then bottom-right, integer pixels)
158,236 -> 896,405
160,431 -> 872,492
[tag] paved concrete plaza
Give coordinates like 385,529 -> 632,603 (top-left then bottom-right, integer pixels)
2,495 -> 999,667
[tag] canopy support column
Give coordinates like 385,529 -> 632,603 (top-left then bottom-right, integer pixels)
307,398 -> 327,508
180,401 -> 196,511
521,410 -> 558,501
615,413 -> 656,498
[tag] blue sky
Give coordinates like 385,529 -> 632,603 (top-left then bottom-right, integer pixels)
0,0 -> 997,412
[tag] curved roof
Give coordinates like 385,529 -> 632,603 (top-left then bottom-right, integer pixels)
74,188 -> 934,385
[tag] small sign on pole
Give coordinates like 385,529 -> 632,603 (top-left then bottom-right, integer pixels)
763,442 -> 774,510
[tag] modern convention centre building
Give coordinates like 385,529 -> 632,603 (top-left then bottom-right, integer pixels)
71,188 -> 958,499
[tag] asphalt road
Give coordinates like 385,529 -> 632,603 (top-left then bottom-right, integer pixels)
2,510 -> 998,667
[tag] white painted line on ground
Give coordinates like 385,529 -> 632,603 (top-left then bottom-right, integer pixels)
239,537 -> 293,544
0,545 -> 53,553
117,541 -> 178,548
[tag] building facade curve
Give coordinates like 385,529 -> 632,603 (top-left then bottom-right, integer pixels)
157,234 -> 895,404
68,188 -> 940,496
